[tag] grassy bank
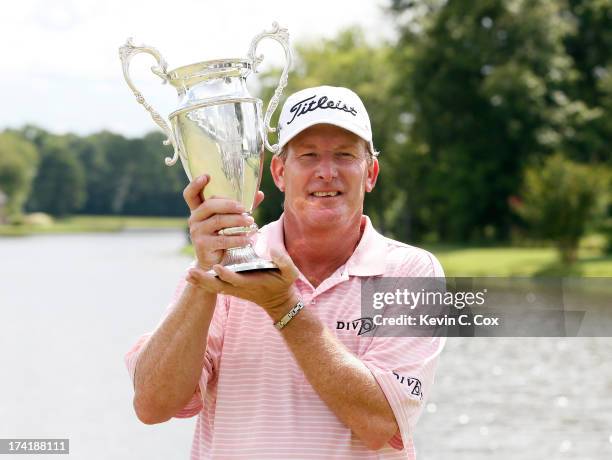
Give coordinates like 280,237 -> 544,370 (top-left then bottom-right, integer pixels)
425,245 -> 612,277
180,242 -> 612,277
0,215 -> 186,236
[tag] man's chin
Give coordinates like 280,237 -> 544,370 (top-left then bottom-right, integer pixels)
303,209 -> 348,228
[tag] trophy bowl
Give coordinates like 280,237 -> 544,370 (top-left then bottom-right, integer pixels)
119,23 -> 292,273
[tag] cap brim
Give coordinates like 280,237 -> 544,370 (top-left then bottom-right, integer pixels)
278,117 -> 374,154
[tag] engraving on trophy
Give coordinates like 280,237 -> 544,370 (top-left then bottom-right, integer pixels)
186,108 -> 246,202
182,101 -> 262,211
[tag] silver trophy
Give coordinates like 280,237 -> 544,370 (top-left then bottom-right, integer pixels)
119,23 -> 292,273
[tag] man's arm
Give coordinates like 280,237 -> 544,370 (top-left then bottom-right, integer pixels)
186,254 -> 399,450
277,305 -> 399,450
132,285 -> 216,424
132,174 -> 254,424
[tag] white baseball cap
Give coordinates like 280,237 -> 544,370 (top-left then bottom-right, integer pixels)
276,85 -> 375,155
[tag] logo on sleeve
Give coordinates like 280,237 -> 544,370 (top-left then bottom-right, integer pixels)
393,372 -> 423,400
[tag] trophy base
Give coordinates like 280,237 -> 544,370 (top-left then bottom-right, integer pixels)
208,244 -> 278,276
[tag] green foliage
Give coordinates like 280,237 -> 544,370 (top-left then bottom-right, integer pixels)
79,131 -> 136,215
553,0 -> 612,164
512,154 -> 609,263
6,127 -> 189,218
0,131 -> 39,220
392,0 -> 582,241
76,131 -> 187,216
120,132 -> 188,216
1,0 -> 610,241
28,135 -> 86,217
251,1 -> 612,245
0,125 -> 187,217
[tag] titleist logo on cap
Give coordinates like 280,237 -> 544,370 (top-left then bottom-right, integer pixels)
287,95 -> 358,125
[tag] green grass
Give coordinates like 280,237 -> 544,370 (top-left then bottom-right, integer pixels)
0,215 -> 187,236
425,244 -> 612,277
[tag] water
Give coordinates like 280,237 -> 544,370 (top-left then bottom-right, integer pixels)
0,231 -> 195,460
1,232 -> 611,459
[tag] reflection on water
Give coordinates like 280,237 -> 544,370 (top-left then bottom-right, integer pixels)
1,232 -> 611,459
416,337 -> 612,459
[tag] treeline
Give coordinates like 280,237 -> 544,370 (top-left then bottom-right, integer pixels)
0,0 -> 611,255
258,0 -> 612,250
0,128 -> 187,219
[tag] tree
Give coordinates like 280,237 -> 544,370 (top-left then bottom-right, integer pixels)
512,154 -> 609,263
28,135 -> 86,217
390,0 -> 584,241
561,0 -> 612,164
0,131 -> 39,220
78,131 -> 131,215
119,132 -> 188,216
78,131 -> 188,216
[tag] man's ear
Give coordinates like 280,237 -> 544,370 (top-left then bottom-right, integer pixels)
365,158 -> 379,192
270,155 -> 286,192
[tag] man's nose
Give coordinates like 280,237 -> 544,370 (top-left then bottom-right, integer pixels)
315,157 -> 338,181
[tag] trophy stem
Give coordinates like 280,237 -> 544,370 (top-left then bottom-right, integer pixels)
207,222 -> 277,274
212,244 -> 278,274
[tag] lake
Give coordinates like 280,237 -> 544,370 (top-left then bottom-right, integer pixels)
0,231 -> 611,459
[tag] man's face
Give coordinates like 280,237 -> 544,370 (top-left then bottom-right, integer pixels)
271,124 -> 379,230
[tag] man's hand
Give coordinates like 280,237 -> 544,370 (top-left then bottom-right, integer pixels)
187,249 -> 300,321
184,174 -> 263,274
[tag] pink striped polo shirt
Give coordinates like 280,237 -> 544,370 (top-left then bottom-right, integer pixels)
125,215 -> 445,459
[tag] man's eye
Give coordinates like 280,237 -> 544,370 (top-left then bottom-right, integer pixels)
338,152 -> 356,159
301,152 -> 316,158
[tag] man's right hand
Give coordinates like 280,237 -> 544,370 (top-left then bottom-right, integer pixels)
183,174 -> 263,271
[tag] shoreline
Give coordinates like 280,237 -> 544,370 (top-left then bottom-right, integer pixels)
0,215 -> 187,237
2,216 -> 610,277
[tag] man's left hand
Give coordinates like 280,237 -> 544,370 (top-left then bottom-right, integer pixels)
186,249 -> 300,321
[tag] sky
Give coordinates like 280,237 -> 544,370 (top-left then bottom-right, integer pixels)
1,0 -> 391,138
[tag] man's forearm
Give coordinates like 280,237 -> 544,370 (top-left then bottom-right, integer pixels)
278,308 -> 399,450
133,283 -> 216,424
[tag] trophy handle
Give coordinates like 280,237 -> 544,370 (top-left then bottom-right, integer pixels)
119,38 -> 179,166
247,22 -> 293,154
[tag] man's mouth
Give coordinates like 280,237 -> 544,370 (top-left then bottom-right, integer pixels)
311,191 -> 341,197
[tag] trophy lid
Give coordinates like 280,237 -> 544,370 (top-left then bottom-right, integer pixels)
167,58 -> 252,89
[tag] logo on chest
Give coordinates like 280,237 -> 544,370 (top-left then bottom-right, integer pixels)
336,317 -> 377,336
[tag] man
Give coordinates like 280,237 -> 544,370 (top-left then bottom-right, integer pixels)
125,86 -> 445,459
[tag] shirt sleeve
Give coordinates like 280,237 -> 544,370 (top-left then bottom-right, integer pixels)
360,335 -> 445,450
124,271 -> 229,419
359,247 -> 446,450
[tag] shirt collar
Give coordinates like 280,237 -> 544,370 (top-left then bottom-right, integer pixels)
255,214 -> 387,278
345,215 -> 388,277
